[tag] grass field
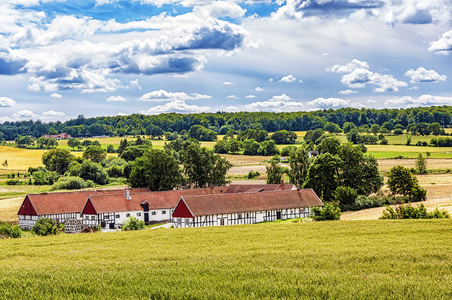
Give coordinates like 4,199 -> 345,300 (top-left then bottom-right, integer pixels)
0,220 -> 451,299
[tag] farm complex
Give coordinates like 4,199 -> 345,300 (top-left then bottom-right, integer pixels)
17,182 -> 322,232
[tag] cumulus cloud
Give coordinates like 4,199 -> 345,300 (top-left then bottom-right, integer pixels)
13,109 -> 38,118
193,1 -> 246,19
339,89 -> 357,95
223,81 -> 234,85
255,86 -> 265,92
279,74 -> 297,83
330,59 -> 407,92
245,95 -> 256,98
140,100 -> 210,114
226,95 -> 239,99
139,90 -> 211,101
42,110 -> 65,116
244,94 -> 304,112
0,97 -> 16,107
50,93 -> 62,98
404,67 -> 447,83
307,97 -> 352,108
106,95 -> 126,102
429,30 -> 452,53
385,94 -> 452,107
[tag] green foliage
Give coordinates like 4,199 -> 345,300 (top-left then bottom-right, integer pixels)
32,218 -> 58,236
280,145 -> 297,156
288,146 -> 310,186
69,160 -> 109,185
32,170 -> 59,185
0,222 -> 22,238
15,135 -> 35,147
387,166 -> 422,198
67,138 -> 81,150
42,148 -> 75,175
237,128 -> 268,142
226,138 -> 242,154
265,161 -> 288,184
129,149 -> 184,191
257,140 -> 279,156
213,140 -> 228,154
106,144 -> 115,153
120,145 -> 151,161
270,130 -> 297,144
51,176 -> 95,190
317,135 -> 341,155
303,128 -> 324,144
380,203 -> 450,219
415,153 -> 427,174
242,139 -> 261,155
121,216 -> 145,231
247,170 -> 260,179
304,153 -> 341,202
333,186 -> 357,207
83,145 -> 107,163
188,125 -> 217,141
311,204 -> 341,221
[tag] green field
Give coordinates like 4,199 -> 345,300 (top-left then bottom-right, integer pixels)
0,220 -> 451,299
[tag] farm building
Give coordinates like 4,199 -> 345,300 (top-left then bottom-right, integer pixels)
17,188 -> 149,230
81,187 -> 225,229
224,181 -> 296,193
172,189 -> 322,228
41,133 -> 71,139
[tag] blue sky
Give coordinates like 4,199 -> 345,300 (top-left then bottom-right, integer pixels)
1,0 -> 452,122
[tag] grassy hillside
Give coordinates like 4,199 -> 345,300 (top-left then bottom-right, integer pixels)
0,220 -> 451,299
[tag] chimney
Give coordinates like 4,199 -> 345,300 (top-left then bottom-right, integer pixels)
280,179 -> 284,187
125,189 -> 132,200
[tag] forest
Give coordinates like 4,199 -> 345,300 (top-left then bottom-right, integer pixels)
1,106 -> 452,140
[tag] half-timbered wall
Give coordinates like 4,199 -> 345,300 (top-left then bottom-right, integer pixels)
18,213 -> 82,230
82,210 -> 144,229
149,208 -> 173,222
173,207 -> 313,228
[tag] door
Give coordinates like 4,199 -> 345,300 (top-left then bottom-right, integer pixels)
276,211 -> 282,220
144,212 -> 149,223
109,223 -> 115,229
219,218 -> 225,226
101,221 -> 106,228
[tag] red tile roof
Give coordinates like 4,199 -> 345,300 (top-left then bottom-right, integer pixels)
20,188 -> 150,216
83,187 -> 226,214
225,184 -> 296,194
176,189 -> 322,217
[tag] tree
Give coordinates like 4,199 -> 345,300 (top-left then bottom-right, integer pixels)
415,153 -> 427,174
67,138 -> 81,150
333,186 -> 357,207
15,135 -> 35,147
129,149 -> 184,191
304,153 -> 341,202
242,139 -> 261,156
2,160 -> 7,168
288,146 -> 310,186
304,128 -> 324,144
213,140 -> 228,154
42,149 -> 75,175
270,130 -> 297,144
45,138 -> 58,149
83,145 -> 107,163
36,137 -> 48,148
346,128 -> 360,144
69,160 -> 109,185
32,218 -> 58,236
370,124 -> 380,135
386,166 -> 419,197
257,140 -> 279,156
81,140 -> 92,148
317,136 -> 341,155
181,144 -> 232,188
266,160 -> 287,184
342,122 -> 356,133
226,139 -> 242,154
324,122 -> 340,133
120,145 -> 151,161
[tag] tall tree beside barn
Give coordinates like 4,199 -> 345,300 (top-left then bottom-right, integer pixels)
42,149 -> 75,175
288,146 -> 310,186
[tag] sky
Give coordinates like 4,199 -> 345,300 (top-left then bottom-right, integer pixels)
1,0 -> 452,122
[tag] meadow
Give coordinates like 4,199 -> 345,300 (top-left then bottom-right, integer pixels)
0,220 -> 451,299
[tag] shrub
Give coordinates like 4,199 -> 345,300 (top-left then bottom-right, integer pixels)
33,170 -> 59,185
0,222 -> 22,238
51,176 -> 95,190
333,186 -> 357,207
121,216 -> 145,231
6,179 -> 23,186
32,218 -> 59,236
380,203 -> 450,219
247,170 -> 260,179
311,204 -> 341,221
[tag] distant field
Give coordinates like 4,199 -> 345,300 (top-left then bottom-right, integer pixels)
0,220 -> 451,299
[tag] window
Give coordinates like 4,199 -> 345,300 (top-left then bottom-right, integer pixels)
162,210 -> 166,215
116,214 -> 120,218
151,211 -> 156,215
246,213 -> 249,218
91,216 -> 96,220
126,213 -> 130,217
238,213 -> 242,219
137,213 -> 141,217
104,215 -> 109,220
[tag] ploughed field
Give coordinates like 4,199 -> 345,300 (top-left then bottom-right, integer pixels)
1,220 -> 451,299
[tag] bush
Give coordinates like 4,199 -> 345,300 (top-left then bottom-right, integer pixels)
247,170 -> 260,179
311,204 -> 341,221
333,186 -> 357,207
380,203 -> 450,219
121,216 -> 145,231
6,179 -> 23,186
33,170 -> 59,185
51,176 -> 95,190
32,218 -> 59,236
0,222 -> 22,238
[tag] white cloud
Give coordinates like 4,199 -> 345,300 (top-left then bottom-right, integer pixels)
140,100 -> 210,114
106,96 -> 126,102
269,94 -> 292,102
139,90 -> 211,101
13,109 -> 38,118
279,74 -> 297,83
307,97 -> 352,108
0,97 -> 16,107
245,95 -> 256,98
404,67 -> 447,83
223,81 -> 234,85
42,110 -> 65,116
226,95 -> 239,99
255,86 -> 265,92
193,1 -> 246,19
127,79 -> 141,90
50,93 -> 62,98
244,94 -> 304,112
328,59 -> 370,73
429,30 -> 452,53
385,94 -> 452,107
339,89 -> 357,95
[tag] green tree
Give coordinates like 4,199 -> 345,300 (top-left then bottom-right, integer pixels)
266,160 -> 288,184
304,153 -> 341,202
67,138 -> 81,150
304,128 -> 324,144
81,140 -> 92,147
42,149 -> 75,175
342,122 -> 356,133
288,146 -> 310,186
333,186 -> 357,207
129,149 -> 184,190
213,140 -> 228,154
324,122 -> 340,133
83,145 -> 107,163
69,160 -> 109,185
226,139 -> 242,154
370,124 -> 380,135
270,130 -> 297,144
257,140 -> 279,156
317,136 -> 341,155
120,145 -> 151,161
181,144 -> 232,188
242,139 -> 261,156
311,204 -> 341,221
45,138 -> 58,149
121,216 -> 145,231
387,166 -> 419,197
415,153 -> 427,174
36,137 -> 48,148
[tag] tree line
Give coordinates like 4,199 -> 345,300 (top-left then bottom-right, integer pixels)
1,106 -> 452,140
